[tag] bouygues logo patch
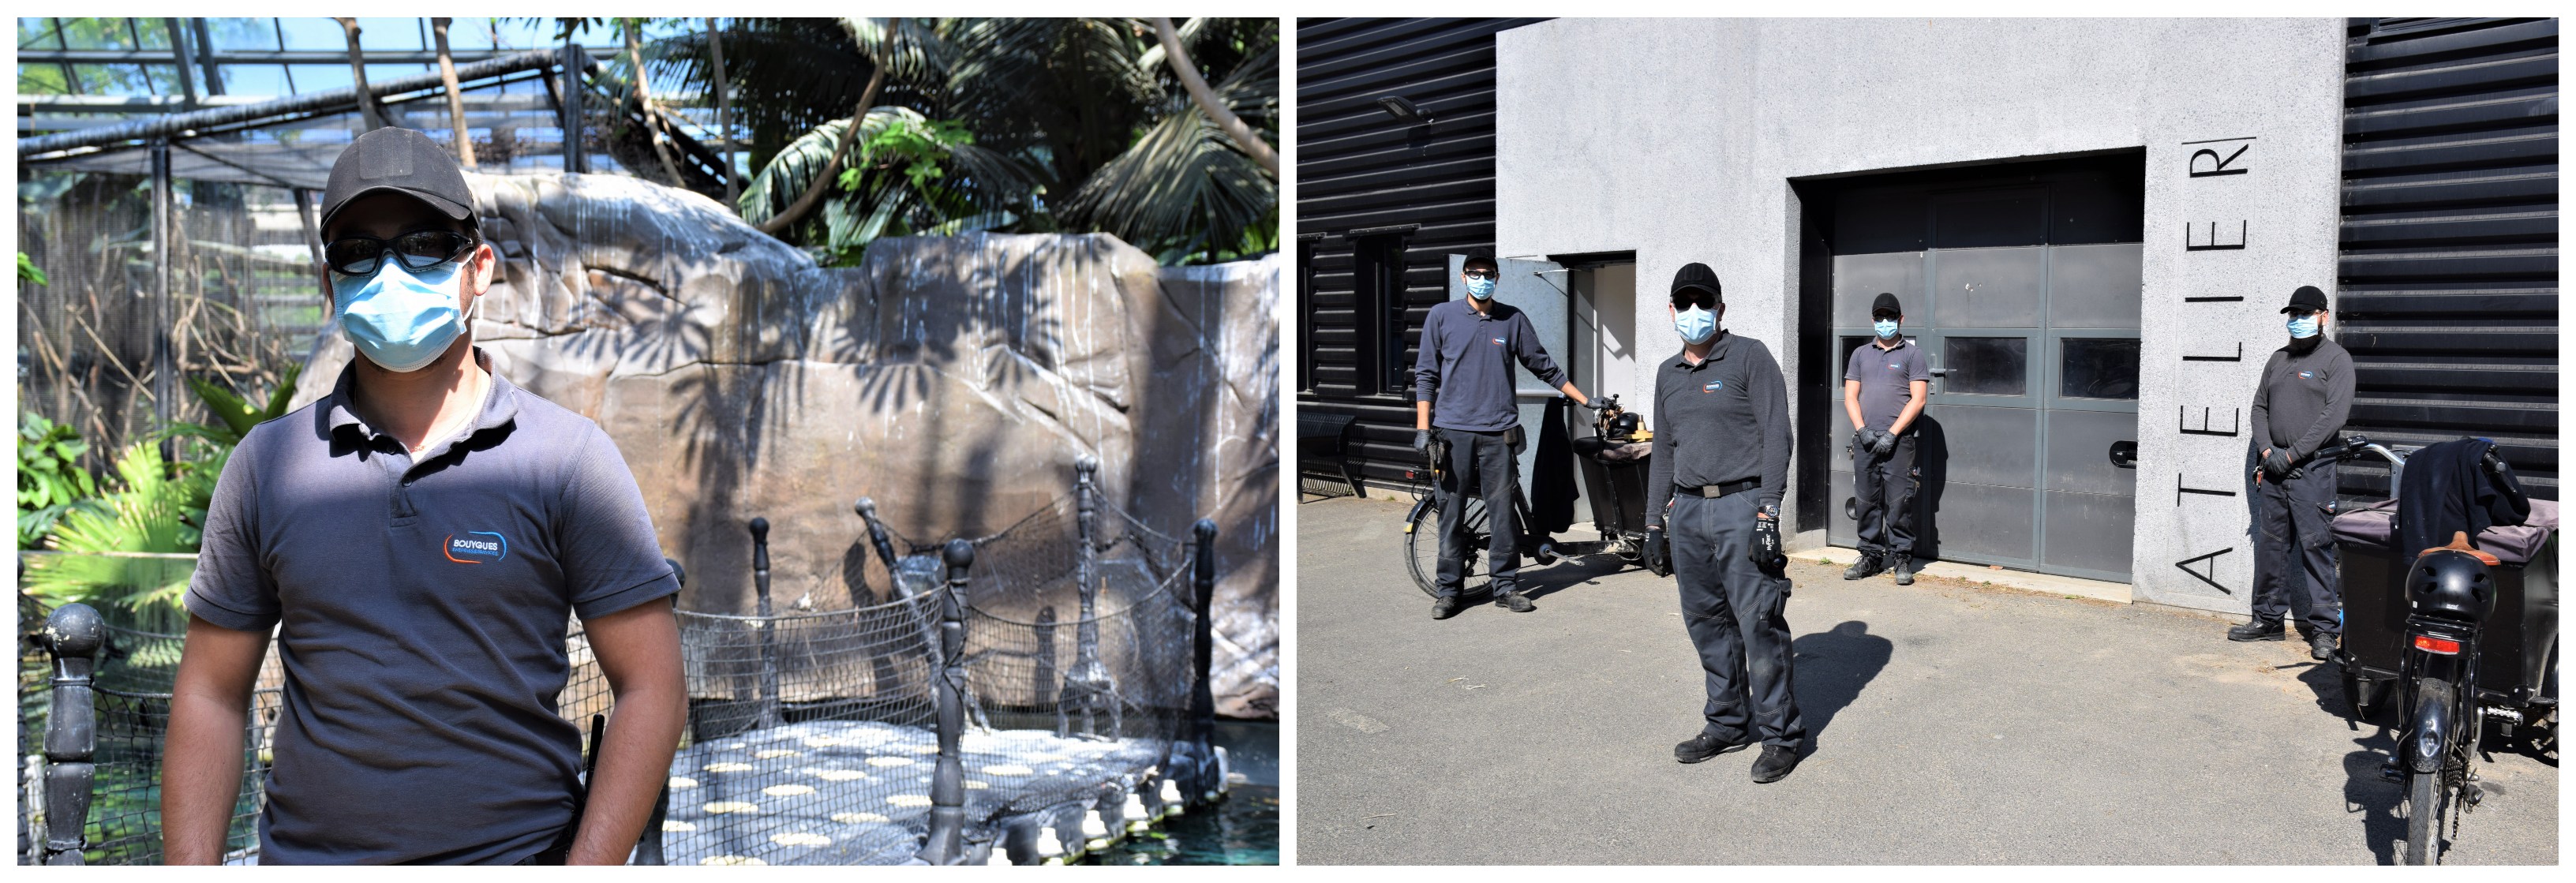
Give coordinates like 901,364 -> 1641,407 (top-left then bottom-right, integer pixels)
1703,380 -> 1724,393
444,531 -> 508,563
1491,336 -> 1506,346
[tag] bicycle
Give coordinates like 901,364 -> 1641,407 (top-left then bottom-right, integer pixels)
1400,397 -> 1658,597
1402,432 -> 1554,597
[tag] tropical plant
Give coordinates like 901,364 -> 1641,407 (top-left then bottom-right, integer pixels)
19,441 -> 201,616
650,17 -> 1278,265
17,250 -> 45,285
19,412 -> 103,548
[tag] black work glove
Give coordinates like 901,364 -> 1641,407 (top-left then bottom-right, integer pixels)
1852,428 -> 1870,457
1871,429 -> 1898,457
1413,428 -> 1432,456
1642,525 -> 1672,577
2260,448 -> 2293,482
1578,395 -> 1608,412
1750,505 -> 1787,577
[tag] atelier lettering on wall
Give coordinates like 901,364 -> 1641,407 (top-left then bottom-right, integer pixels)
2173,136 -> 2256,594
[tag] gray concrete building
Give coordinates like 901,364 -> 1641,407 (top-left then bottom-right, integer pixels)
1303,17 -> 2557,615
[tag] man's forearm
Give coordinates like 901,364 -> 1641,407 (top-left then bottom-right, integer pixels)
1556,381 -> 1587,406
1416,400 -> 1431,432
1889,390 -> 1926,436
567,684 -> 687,865
162,692 -> 249,864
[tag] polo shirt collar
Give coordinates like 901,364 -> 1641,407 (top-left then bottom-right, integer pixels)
325,346 -> 521,445
1669,331 -> 1735,370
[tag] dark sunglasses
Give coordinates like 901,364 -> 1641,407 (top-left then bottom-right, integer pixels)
324,229 -> 478,277
1462,268 -> 1500,280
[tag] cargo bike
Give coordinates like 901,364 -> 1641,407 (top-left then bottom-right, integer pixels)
1402,395 -> 1669,596
2320,436 -> 2557,865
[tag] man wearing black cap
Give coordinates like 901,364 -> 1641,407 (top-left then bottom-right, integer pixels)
1644,263 -> 1803,783
2233,284 -> 2354,660
1841,292 -> 1931,585
1413,248 -> 1604,619
164,127 -> 687,864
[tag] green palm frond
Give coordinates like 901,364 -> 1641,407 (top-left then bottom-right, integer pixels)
1064,37 -> 1279,262
21,442 -> 200,614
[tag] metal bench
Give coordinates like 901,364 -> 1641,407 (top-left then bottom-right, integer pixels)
1297,411 -> 1365,502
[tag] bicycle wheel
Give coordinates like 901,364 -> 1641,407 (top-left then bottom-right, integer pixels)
2402,678 -> 2455,866
1406,494 -> 1489,597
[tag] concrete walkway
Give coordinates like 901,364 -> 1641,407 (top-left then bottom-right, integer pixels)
1294,496 -> 2556,864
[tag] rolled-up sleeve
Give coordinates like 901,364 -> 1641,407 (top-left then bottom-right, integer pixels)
556,425 -> 680,619
185,440 -> 279,631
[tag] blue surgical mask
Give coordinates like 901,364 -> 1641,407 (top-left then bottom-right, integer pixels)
2286,315 -> 2320,339
1465,276 -> 1496,300
1873,319 -> 1900,339
333,258 -> 471,372
1675,306 -> 1717,344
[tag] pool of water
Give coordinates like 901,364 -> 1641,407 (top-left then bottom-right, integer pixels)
1088,720 -> 1279,866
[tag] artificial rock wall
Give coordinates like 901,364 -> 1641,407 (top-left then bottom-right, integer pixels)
291,173 -> 1280,717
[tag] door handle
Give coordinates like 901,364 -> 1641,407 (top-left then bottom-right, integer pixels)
2108,440 -> 2138,469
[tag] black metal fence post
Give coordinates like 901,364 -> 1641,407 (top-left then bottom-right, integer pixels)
919,539 -> 975,864
1035,607 -> 1063,736
1190,519 -> 1219,803
749,517 -> 778,729
41,602 -> 103,866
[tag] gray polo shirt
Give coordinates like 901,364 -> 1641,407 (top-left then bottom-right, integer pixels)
1843,337 -> 1931,432
185,347 -> 679,865
1645,331 -> 1794,522
1413,298 -> 1570,432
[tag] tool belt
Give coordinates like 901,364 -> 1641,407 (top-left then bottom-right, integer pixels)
1676,477 -> 1761,499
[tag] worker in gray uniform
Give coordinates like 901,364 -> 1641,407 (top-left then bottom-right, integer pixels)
1643,263 -> 1803,783
1841,292 -> 1931,585
2230,285 -> 2355,661
1413,249 -> 1603,619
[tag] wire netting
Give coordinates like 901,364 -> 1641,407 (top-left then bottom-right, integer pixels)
647,488 -> 1208,866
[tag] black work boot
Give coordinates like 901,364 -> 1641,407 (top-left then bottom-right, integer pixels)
1494,590 -> 1535,612
2309,631 -> 2338,662
2226,619 -> 2286,642
1891,556 -> 1917,586
1674,731 -> 1751,764
1842,553 -> 1885,581
1750,745 -> 1803,783
1431,597 -> 1460,620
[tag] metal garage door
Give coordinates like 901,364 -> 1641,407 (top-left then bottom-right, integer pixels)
1827,185 -> 2144,582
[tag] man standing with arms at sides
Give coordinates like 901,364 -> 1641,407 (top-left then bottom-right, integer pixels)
1414,248 -> 1604,619
1643,264 -> 1803,783
2231,284 -> 2355,662
1841,292 -> 1931,585
163,127 -> 686,864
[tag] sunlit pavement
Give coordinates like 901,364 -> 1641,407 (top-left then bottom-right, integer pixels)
1295,494 -> 2556,864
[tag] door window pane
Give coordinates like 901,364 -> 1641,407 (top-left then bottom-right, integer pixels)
2060,338 -> 2141,400
1943,337 -> 2027,395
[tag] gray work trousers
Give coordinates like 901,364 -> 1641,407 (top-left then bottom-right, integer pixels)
1436,428 -> 1520,598
2251,458 -> 2342,636
1852,432 -> 1919,561
1669,491 -> 1805,748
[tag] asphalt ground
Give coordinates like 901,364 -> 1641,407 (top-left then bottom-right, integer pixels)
1294,495 -> 2558,864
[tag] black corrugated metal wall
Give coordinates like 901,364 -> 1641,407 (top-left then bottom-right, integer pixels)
2336,17 -> 2559,499
1297,17 -> 1548,492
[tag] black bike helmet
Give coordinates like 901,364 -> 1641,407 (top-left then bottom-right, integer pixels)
2406,536 -> 2498,623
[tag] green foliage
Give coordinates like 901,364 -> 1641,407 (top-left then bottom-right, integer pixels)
167,363 -> 303,447
19,441 -> 204,615
19,413 -> 104,548
17,251 -> 47,286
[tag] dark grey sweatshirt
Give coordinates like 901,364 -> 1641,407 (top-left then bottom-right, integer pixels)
1413,298 -> 1569,432
1646,331 -> 1793,522
2249,335 -> 2356,462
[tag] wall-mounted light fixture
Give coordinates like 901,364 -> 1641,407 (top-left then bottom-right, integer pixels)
1375,95 -> 1432,125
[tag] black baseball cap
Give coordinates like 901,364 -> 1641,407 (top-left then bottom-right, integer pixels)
2282,285 -> 2328,314
1671,263 -> 1721,307
320,127 -> 477,236
1461,248 -> 1498,271
1870,292 -> 1903,318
